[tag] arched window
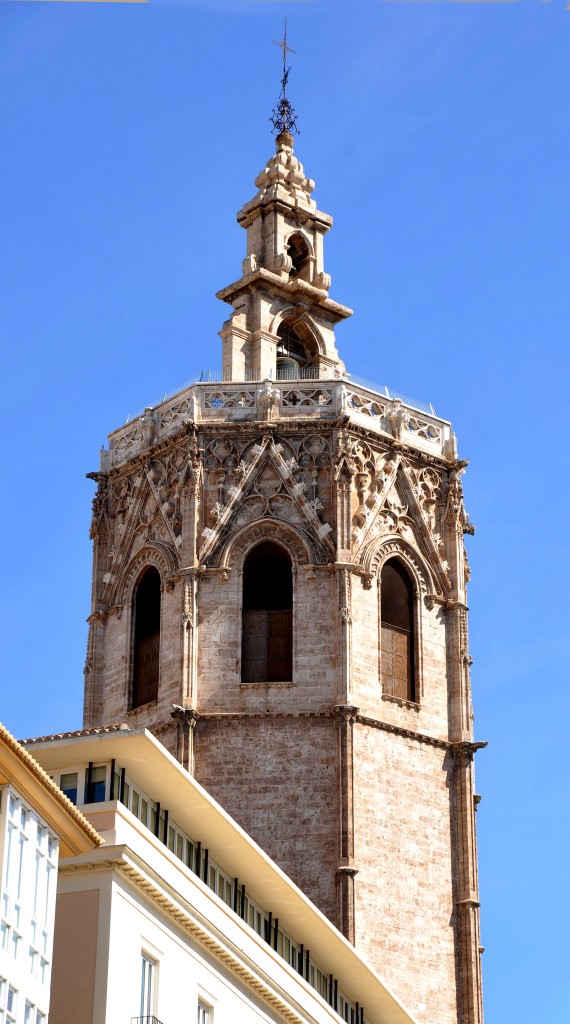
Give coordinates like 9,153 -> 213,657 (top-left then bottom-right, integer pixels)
242,542 -> 293,683
380,558 -> 415,702
276,321 -> 311,380
287,232 -> 311,281
132,566 -> 161,708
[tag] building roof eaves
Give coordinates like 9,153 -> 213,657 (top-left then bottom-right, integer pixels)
0,722 -> 102,855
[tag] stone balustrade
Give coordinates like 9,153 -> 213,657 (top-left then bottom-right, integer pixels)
105,377 -> 452,469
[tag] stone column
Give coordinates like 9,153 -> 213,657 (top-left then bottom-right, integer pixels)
335,704 -> 359,943
84,472 -> 112,728
444,460 -> 472,742
179,433 -> 202,709
452,741 -> 486,1024
336,567 -> 353,704
181,573 -> 199,707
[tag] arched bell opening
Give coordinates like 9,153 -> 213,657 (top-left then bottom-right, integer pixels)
287,232 -> 312,282
131,566 -> 161,709
276,321 -> 316,380
380,558 -> 416,702
242,541 -> 293,683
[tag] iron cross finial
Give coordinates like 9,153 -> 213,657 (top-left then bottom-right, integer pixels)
270,19 -> 299,136
273,19 -> 296,69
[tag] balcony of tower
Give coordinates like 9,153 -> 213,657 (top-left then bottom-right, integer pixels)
103,373 -> 454,472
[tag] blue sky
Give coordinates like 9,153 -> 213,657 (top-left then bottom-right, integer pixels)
1,2 -> 569,1021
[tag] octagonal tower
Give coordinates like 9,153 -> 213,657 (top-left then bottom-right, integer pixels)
84,127 -> 484,1024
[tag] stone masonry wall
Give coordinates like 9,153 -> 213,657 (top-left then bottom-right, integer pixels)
195,715 -> 340,928
353,724 -> 458,1024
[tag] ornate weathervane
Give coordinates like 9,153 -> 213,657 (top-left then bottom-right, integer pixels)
270,20 -> 299,135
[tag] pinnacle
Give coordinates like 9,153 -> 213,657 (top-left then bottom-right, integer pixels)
252,134 -> 316,209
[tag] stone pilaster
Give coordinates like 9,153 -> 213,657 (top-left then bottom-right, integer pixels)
180,572 -> 199,708
335,704 -> 359,943
452,741 -> 486,1024
181,430 -> 202,568
83,471 -> 111,728
445,460 -> 473,742
335,567 -> 353,705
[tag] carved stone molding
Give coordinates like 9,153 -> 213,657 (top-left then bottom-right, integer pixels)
365,537 -> 433,596
113,543 -> 179,608
381,693 -> 420,712
334,704 -> 360,723
336,864 -> 359,878
216,518 -> 314,571
355,713 -> 451,750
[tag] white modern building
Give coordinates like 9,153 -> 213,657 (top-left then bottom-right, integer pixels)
0,724 -> 100,1024
22,725 -> 418,1024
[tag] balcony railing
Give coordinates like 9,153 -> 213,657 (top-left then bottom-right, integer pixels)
131,1017 -> 164,1024
107,373 -> 450,471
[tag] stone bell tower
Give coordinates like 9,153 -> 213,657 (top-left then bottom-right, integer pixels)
84,68 -> 484,1024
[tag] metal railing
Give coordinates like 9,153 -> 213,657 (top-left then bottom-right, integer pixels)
124,367 -> 434,424
114,767 -> 365,1024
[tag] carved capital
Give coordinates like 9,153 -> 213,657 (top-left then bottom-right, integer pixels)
334,703 -> 360,724
171,705 -> 200,728
450,740 -> 488,763
336,864 -> 359,878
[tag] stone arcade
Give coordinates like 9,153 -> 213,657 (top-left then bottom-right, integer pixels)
83,125 -> 484,1024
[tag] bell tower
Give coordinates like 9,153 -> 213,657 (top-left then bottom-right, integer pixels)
218,126 -> 349,383
83,44 -> 484,1024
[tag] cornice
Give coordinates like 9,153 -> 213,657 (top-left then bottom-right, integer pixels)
117,861 -> 318,1024
1,723 -> 102,854
59,846 -> 312,1024
197,711 -> 334,722
195,712 -> 486,759
216,267 -> 353,322
354,714 -> 451,750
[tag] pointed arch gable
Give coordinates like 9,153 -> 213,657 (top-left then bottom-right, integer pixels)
217,519 -> 313,572
200,436 -> 334,568
363,536 -> 434,597
113,542 -> 179,609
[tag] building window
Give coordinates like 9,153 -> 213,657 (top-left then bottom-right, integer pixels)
197,1001 -> 210,1024
59,772 -> 78,805
380,558 -> 416,702
132,567 -> 161,709
139,953 -> 155,1018
84,764 -> 107,804
242,542 -> 293,683
0,980 -> 17,1024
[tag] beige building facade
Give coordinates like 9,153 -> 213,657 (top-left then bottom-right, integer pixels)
82,128 -> 484,1024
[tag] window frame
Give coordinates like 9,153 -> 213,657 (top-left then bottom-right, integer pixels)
197,995 -> 213,1024
130,565 -> 162,711
240,540 -> 294,685
378,555 -> 420,705
139,952 -> 156,1019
